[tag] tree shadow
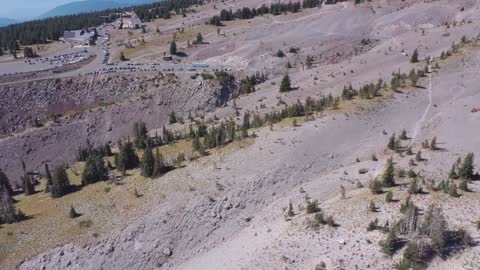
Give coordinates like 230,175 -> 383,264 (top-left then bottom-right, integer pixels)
175,52 -> 188,58
471,173 -> 480,181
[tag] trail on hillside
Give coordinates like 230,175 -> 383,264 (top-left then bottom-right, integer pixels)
409,69 -> 433,146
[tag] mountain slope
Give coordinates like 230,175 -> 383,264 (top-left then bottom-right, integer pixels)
38,0 -> 122,19
0,18 -> 17,27
38,0 -> 163,19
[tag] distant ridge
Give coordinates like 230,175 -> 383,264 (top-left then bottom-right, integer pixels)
0,18 -> 17,27
38,1 -> 122,19
38,0 -> 161,19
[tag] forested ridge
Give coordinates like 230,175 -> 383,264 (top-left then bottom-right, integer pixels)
0,0 -> 203,51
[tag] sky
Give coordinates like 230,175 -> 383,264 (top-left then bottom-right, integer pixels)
0,0 -> 77,20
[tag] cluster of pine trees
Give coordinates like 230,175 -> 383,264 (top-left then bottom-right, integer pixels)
209,0 -> 321,26
238,72 -> 268,95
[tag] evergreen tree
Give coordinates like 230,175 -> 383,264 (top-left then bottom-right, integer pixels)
153,148 -> 166,176
169,112 -> 177,124
369,179 -> 383,194
279,74 -> 292,92
133,122 -> 148,149
69,205 -> 79,219
195,33 -> 203,44
448,164 -> 458,179
120,51 -> 127,61
44,163 -> 53,192
141,145 -> 155,177
287,202 -> 294,217
415,150 -> 422,162
0,168 -> 13,196
369,200 -> 376,212
385,191 -> 393,202
22,175 -> 34,196
382,157 -> 395,187
381,230 -> 399,256
458,153 -> 474,179
51,165 -> 70,198
430,136 -> 437,150
170,41 -> 177,55
410,49 -> 419,63
192,134 -> 201,152
387,133 -> 395,150
458,180 -> 469,192
116,142 -> 139,172
399,129 -> 408,140
81,154 -> 108,185
0,179 -> 16,224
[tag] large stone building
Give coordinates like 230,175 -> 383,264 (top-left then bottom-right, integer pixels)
121,11 -> 142,29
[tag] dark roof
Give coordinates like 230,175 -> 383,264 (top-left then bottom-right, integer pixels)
63,31 -> 77,39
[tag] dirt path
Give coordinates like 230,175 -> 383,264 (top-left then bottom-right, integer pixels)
409,69 -> 433,146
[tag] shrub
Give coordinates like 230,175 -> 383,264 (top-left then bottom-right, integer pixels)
326,215 -> 335,227
407,169 -> 417,178
369,179 -> 382,194
369,200 -> 377,212
314,212 -> 326,225
381,230 -> 399,256
359,168 -> 368,174
367,219 -> 378,231
306,200 -> 320,214
385,191 -> 393,202
79,219 -> 93,228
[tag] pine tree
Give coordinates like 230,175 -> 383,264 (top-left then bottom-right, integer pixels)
369,200 -> 376,212
430,136 -> 437,150
448,164 -> 458,179
195,33 -> 203,44
385,191 -> 393,203
153,148 -> 166,176
116,142 -> 139,172
410,49 -> 419,63
192,135 -> 201,152
340,185 -> 346,199
22,175 -> 34,196
387,133 -> 395,150
382,157 -> 395,187
279,74 -> 292,92
141,145 -> 155,177
407,168 -> 417,178
81,154 -> 108,185
0,168 -> 13,196
458,180 -> 469,192
415,150 -> 422,162
369,179 -> 383,194
51,165 -> 70,198
120,51 -> 127,61
287,202 -> 294,217
400,129 -> 408,140
0,179 -> 16,224
69,205 -> 79,219
169,112 -> 177,124
381,230 -> 399,256
44,163 -> 53,193
458,153 -> 474,179
170,41 -> 177,55
133,122 -> 148,149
